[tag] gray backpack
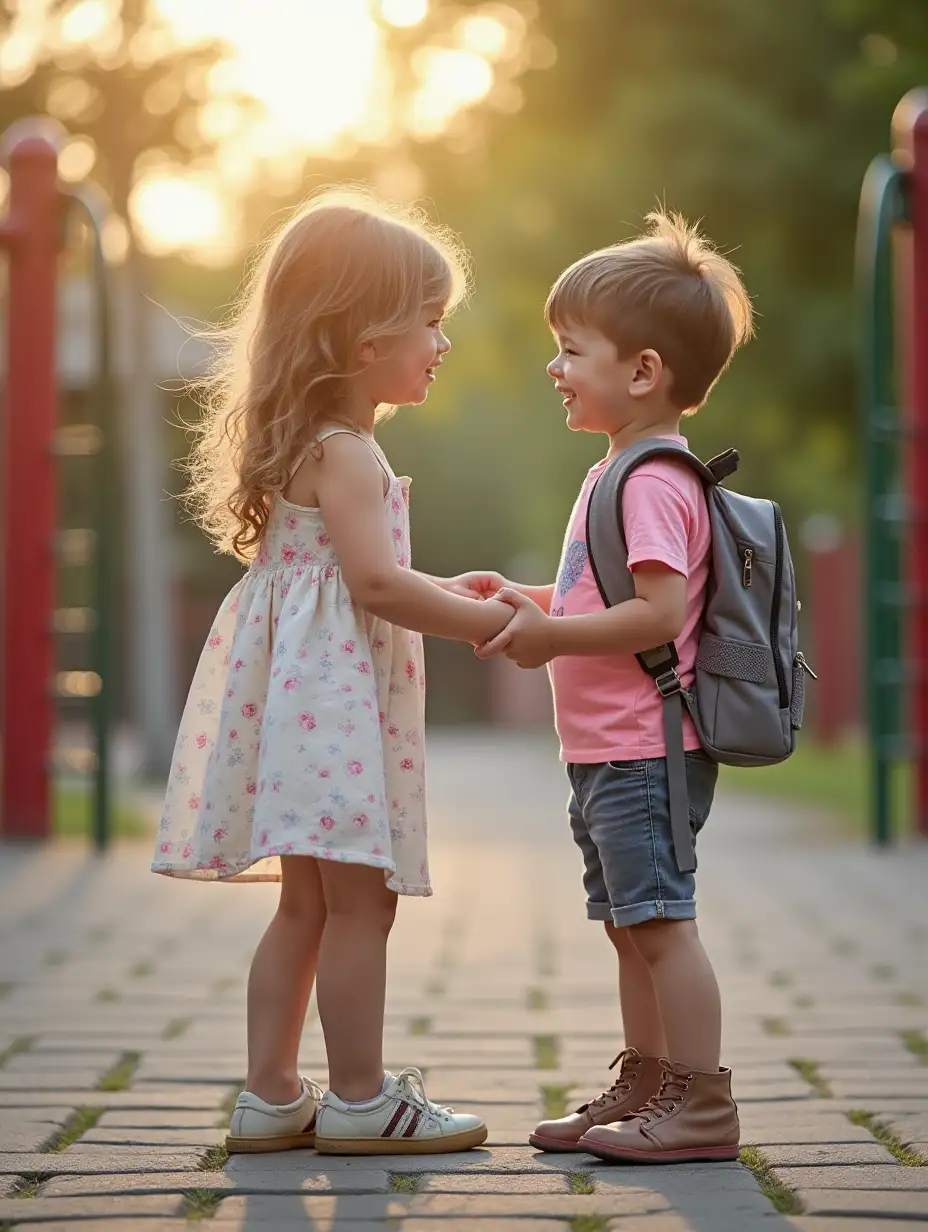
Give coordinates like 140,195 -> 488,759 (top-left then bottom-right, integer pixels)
586,438 -> 815,874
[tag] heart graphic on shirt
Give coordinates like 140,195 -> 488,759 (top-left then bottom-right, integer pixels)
557,541 -> 588,596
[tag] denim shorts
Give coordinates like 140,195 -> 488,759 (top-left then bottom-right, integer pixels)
567,751 -> 718,928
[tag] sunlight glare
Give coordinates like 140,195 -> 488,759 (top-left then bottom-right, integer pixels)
58,137 -> 97,183
409,48 -> 493,137
381,0 -> 429,28
457,14 -> 510,59
59,0 -> 112,45
131,174 -> 227,256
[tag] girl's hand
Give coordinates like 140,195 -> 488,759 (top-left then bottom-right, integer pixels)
474,589 -> 557,668
441,571 -> 507,601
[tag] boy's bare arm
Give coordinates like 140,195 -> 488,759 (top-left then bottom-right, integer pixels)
475,564 -> 684,666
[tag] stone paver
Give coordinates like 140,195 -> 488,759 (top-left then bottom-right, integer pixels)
1,730 -> 927,1229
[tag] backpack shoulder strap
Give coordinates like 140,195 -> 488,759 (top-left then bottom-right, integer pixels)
584,439 -> 737,877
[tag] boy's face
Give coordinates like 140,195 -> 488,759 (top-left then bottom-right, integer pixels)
547,320 -> 641,434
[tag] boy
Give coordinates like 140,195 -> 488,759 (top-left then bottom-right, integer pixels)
477,211 -> 753,1162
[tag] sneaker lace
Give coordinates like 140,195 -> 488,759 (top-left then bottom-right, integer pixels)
394,1066 -> 453,1129
302,1077 -> 325,1103
631,1060 -> 692,1124
586,1047 -> 641,1111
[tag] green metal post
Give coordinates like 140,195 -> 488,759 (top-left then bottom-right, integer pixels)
856,155 -> 905,845
64,187 -> 115,852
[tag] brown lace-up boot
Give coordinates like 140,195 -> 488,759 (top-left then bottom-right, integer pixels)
580,1059 -> 740,1163
529,1048 -> 664,1152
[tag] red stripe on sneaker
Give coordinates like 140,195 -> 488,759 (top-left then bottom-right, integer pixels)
402,1108 -> 422,1138
382,1102 -> 408,1138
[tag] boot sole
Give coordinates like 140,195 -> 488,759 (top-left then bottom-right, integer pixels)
226,1130 -> 316,1154
582,1140 -> 740,1164
529,1132 -> 589,1153
315,1126 -> 488,1155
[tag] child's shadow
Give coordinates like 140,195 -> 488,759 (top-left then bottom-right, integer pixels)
225,1154 -> 393,1230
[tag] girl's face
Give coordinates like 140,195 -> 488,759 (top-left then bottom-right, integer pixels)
364,302 -> 451,408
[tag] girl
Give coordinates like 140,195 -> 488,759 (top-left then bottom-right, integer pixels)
152,190 -> 513,1155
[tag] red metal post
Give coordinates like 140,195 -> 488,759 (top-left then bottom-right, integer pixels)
0,121 -> 62,837
893,91 -> 928,837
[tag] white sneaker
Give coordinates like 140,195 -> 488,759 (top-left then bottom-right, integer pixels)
226,1077 -> 323,1153
315,1067 -> 488,1155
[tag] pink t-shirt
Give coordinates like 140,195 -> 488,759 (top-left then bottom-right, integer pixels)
548,435 -> 710,763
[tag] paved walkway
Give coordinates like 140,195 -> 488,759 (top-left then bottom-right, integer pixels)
1,729 -> 927,1231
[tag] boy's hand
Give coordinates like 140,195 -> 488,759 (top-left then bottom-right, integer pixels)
474,589 -> 557,668
441,571 -> 507,601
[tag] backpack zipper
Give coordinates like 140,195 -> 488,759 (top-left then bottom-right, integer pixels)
771,502 -> 788,708
741,547 -> 754,588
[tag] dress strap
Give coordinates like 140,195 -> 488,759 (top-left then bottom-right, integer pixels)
289,426 -> 392,483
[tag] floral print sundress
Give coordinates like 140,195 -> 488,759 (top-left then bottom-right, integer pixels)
151,427 -> 430,896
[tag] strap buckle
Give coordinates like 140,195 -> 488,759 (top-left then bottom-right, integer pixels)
654,669 -> 683,698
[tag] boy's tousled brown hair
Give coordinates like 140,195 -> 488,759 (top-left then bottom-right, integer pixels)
545,211 -> 754,412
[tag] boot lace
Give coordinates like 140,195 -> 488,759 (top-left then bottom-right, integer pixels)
585,1047 -> 641,1111
631,1061 -> 692,1123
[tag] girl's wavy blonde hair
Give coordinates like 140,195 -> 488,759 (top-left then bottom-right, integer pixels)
185,188 -> 469,560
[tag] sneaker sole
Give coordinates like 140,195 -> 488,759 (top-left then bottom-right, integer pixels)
528,1132 -> 588,1153
226,1130 -> 316,1154
315,1126 -> 488,1155
581,1140 -> 740,1164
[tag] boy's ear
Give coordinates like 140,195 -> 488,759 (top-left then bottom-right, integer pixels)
629,348 -> 663,399
358,341 -> 377,366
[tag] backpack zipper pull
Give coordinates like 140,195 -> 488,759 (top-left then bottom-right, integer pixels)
741,547 -> 753,588
796,652 -> 817,679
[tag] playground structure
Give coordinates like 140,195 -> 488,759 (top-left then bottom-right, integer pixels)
858,88 -> 928,842
1,90 -> 928,846
0,118 -> 115,848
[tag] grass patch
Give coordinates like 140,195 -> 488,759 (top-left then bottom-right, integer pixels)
902,1029 -> 928,1064
198,1143 -> 229,1171
527,987 -> 548,1011
768,970 -> 792,988
130,959 -> 155,978
389,1173 -> 421,1193
9,1175 -> 42,1199
54,785 -> 150,839
0,982 -> 13,999
896,991 -> 923,1007
847,1109 -> 927,1165
871,963 -> 895,982
424,978 -> 445,997
408,1016 -> 431,1037
534,1035 -> 559,1070
97,1050 -> 141,1092
163,1017 -> 191,1041
43,1106 -> 104,1152
567,1170 -> 596,1194
218,1084 -> 244,1124
569,1218 -> 609,1232
87,924 -> 113,944
541,1084 -> 572,1119
761,1017 -> 791,1037
212,975 -> 239,994
718,736 -> 912,837
45,950 -> 68,967
793,994 -> 815,1009
0,1035 -> 34,1069
536,938 -> 556,977
183,1189 -> 223,1220
95,986 -> 120,1003
789,1057 -> 832,1098
832,937 -> 856,956
739,1145 -> 803,1214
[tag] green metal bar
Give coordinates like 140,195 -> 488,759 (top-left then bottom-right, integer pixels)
63,186 -> 114,853
856,155 -> 906,847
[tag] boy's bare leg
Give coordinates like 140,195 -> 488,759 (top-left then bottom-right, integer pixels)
628,918 -> 721,1072
605,922 -> 668,1057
